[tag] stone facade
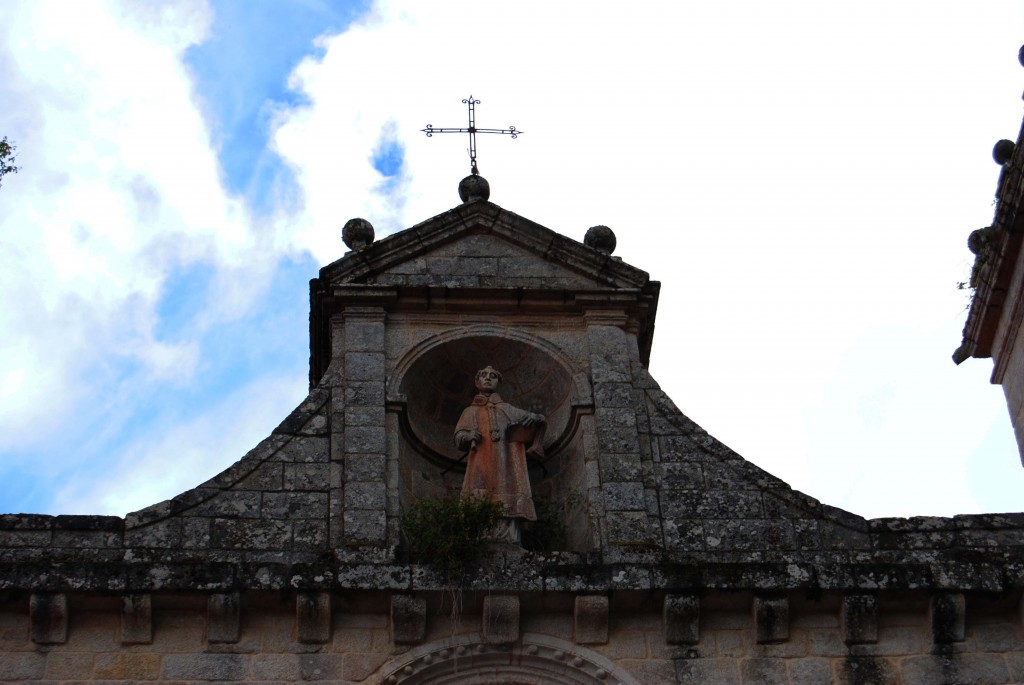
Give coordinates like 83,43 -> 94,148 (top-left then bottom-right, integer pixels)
955,50 -> 1024,465
5,180 -> 1024,684
2,588 -> 1024,684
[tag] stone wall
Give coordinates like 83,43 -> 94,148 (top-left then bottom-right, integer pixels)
957,114 -> 1024,465
7,190 -> 1024,684
2,589 -> 1024,684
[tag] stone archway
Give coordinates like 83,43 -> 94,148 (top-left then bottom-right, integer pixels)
380,634 -> 641,685
389,324 -> 589,468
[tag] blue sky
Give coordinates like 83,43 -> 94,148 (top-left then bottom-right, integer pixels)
184,0 -> 371,207
2,0 -> 1024,518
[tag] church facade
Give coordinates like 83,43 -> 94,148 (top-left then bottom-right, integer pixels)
3,175 -> 1024,684
955,45 -> 1024,467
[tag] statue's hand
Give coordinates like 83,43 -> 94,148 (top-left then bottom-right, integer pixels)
518,413 -> 545,427
456,429 -> 482,450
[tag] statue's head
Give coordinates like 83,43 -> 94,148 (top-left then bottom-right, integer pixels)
474,365 -> 502,394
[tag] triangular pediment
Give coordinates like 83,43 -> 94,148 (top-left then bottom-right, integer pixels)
318,200 -> 652,291
366,232 -> 599,289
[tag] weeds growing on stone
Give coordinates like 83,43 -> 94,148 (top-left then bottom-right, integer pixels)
401,493 -> 503,579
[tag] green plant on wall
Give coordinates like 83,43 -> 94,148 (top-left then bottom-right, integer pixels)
521,494 -> 569,552
401,494 -> 503,578
0,137 -> 19,189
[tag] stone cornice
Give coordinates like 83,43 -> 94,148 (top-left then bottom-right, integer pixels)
959,117 -> 1024,363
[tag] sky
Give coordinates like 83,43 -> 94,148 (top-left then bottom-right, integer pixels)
1,0 -> 1023,520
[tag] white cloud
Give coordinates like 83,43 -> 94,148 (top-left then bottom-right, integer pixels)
0,0 -> 277,456
3,0 -> 1024,519
269,0 -> 1024,517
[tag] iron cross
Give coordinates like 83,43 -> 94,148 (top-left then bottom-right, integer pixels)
421,96 -> 522,175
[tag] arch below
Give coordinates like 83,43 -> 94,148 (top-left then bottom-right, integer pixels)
381,634 -> 642,685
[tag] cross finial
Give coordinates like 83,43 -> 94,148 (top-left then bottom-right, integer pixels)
422,96 -> 522,175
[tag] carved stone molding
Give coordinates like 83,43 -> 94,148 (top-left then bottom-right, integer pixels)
379,633 -> 640,685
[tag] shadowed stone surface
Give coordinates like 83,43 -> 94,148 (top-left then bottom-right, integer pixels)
483,594 -> 520,644
574,595 -> 609,645
120,593 -> 151,645
391,594 -> 426,645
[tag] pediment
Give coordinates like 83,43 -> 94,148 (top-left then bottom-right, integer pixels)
371,232 -> 599,289
318,200 -> 652,291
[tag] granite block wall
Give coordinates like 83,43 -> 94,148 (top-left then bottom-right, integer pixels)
2,589 -> 1024,684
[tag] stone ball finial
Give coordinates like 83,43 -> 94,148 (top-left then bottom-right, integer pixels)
968,226 -> 993,255
458,175 -> 490,204
584,225 -> 617,255
342,218 -> 375,250
993,139 -> 1015,165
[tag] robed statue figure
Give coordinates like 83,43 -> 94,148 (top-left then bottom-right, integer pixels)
454,366 -> 546,543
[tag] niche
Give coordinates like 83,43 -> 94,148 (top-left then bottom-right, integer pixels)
390,329 -> 592,552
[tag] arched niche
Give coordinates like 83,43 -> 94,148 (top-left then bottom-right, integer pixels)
380,634 -> 641,685
388,326 -> 593,551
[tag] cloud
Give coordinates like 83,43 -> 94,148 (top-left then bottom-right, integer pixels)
51,372 -> 308,516
3,0 -> 1024,520
0,1 -> 302,504
267,0 -> 1024,518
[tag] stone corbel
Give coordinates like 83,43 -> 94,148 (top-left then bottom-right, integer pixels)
483,595 -> 520,645
121,593 -> 152,645
840,592 -> 878,645
208,592 -> 241,643
931,592 -> 966,643
30,592 -> 67,645
391,594 -> 427,645
753,594 -> 789,644
574,595 -> 609,645
297,591 -> 332,644
664,594 -> 700,645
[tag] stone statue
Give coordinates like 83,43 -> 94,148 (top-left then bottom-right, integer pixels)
454,366 -> 546,544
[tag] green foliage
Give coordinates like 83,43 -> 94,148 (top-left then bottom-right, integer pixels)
522,494 -> 569,552
0,137 -> 19,188
401,494 -> 503,577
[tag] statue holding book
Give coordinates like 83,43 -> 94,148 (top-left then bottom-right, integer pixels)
453,366 -> 546,544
